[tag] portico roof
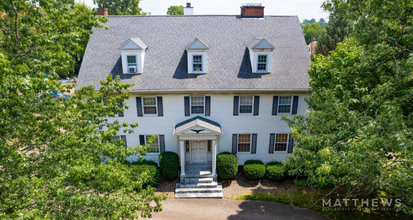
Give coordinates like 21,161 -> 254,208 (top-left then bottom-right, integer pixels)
174,116 -> 222,135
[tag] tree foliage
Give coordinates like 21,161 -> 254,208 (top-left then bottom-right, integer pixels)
285,0 -> 413,215
93,0 -> 147,15
315,15 -> 350,56
0,0 -> 165,218
167,5 -> 184,15
302,22 -> 326,44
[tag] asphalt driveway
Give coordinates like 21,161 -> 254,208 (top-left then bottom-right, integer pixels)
151,199 -> 329,220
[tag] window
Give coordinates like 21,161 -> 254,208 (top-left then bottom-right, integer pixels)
239,96 -> 253,114
113,135 -> 127,148
127,55 -> 137,73
143,97 -> 157,115
238,134 -> 251,152
278,96 -> 292,113
191,96 -> 204,114
207,140 -> 212,152
193,55 -> 202,72
257,55 -> 267,71
117,101 -> 124,117
185,140 -> 190,152
145,135 -> 159,153
275,134 -> 288,151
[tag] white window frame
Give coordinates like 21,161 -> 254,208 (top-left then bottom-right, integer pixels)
190,96 -> 205,115
277,96 -> 293,114
144,135 -> 160,154
257,54 -> 267,72
142,97 -> 158,116
126,55 -> 138,73
274,133 -> 289,152
192,54 -> 203,73
237,133 -> 252,153
239,96 -> 254,115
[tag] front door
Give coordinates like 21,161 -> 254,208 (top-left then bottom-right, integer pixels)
191,141 -> 207,163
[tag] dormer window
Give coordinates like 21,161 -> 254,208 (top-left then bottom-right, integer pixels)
119,38 -> 147,74
186,38 -> 209,74
247,38 -> 274,73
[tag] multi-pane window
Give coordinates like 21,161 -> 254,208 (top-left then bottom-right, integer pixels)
238,134 -> 251,152
207,140 -> 212,152
145,135 -> 159,153
275,134 -> 288,151
191,97 -> 204,114
113,135 -> 127,148
127,55 -> 137,72
278,96 -> 292,113
193,55 -> 202,72
143,97 -> 157,114
185,140 -> 190,152
257,55 -> 267,71
239,96 -> 253,114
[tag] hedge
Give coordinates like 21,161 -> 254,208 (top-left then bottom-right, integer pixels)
130,164 -> 161,189
244,163 -> 265,180
266,164 -> 286,181
216,152 -> 238,179
244,159 -> 264,166
266,161 -> 282,166
217,151 -> 237,158
130,159 -> 158,168
159,151 -> 179,180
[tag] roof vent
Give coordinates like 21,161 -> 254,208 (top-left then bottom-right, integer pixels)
184,2 -> 193,15
240,3 -> 264,18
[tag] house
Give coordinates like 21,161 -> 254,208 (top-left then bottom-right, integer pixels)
77,3 -> 310,198
308,38 -> 318,55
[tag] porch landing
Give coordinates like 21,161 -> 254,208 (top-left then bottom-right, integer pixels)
185,164 -> 215,178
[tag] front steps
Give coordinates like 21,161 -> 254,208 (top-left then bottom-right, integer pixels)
175,177 -> 223,199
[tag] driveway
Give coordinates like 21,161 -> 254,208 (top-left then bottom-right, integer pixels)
151,199 -> 329,220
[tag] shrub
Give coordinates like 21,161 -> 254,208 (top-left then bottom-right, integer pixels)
130,165 -> 161,189
266,161 -> 282,166
266,164 -> 286,181
244,159 -> 264,166
216,154 -> 238,179
244,164 -> 265,180
158,151 -> 179,180
217,151 -> 237,158
130,159 -> 158,168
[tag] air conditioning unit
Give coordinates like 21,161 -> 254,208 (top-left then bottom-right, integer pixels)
128,66 -> 137,73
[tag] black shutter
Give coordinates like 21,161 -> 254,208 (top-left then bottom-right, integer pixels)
233,96 -> 239,116
184,96 -> 190,116
272,96 -> 279,115
121,135 -> 127,148
205,96 -> 211,116
157,97 -> 163,117
136,97 -> 143,117
253,96 -> 260,116
159,135 -> 165,153
139,135 -> 145,145
117,101 -> 124,117
269,133 -> 275,154
251,133 -> 257,154
292,96 -> 299,115
232,134 -> 238,154
288,135 -> 294,153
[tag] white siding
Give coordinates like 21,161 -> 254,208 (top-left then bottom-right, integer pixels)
113,93 -> 310,165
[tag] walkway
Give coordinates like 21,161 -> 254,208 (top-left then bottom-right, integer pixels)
151,199 -> 329,220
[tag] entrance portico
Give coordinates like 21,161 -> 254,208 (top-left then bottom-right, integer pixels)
173,116 -> 222,182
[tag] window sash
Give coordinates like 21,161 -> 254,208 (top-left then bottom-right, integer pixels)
257,55 -> 267,71
193,55 -> 202,72
239,96 -> 253,114
238,134 -> 251,152
142,97 -> 157,115
190,97 -> 204,114
127,56 -> 137,65
274,134 -> 289,151
278,96 -> 292,113
145,135 -> 159,153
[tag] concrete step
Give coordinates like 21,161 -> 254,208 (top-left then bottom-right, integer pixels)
184,178 -> 213,184
178,181 -> 218,188
175,184 -> 222,193
175,192 -> 223,199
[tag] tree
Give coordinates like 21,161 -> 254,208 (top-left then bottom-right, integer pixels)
315,15 -> 350,56
93,0 -> 147,15
302,22 -> 326,44
167,5 -> 183,15
318,18 -> 327,27
0,1 -> 165,218
285,0 -> 413,215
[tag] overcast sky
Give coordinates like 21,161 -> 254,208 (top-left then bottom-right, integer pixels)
81,0 -> 329,22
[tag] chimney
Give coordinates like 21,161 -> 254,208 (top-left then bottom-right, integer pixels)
97,8 -> 108,16
240,3 -> 264,18
184,3 -> 193,15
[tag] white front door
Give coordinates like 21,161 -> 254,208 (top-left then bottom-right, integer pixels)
191,141 -> 207,163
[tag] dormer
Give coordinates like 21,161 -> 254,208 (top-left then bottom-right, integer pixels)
186,38 -> 209,74
247,38 -> 274,73
119,38 -> 147,74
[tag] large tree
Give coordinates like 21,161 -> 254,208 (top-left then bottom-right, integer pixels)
93,0 -> 147,15
285,0 -> 413,215
302,22 -> 326,44
0,1 -> 164,218
316,15 -> 350,56
167,5 -> 183,15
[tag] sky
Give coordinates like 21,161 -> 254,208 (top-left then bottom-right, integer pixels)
81,0 -> 329,22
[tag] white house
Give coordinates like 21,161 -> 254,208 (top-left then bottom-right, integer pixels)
77,3 -> 310,198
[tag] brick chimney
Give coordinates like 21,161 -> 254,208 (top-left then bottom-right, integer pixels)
184,3 -> 193,15
240,3 -> 264,18
97,8 -> 108,16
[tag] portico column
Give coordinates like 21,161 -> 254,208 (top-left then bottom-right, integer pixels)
212,139 -> 217,176
179,140 -> 185,176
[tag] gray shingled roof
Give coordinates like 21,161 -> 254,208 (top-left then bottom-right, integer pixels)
77,15 -> 310,92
